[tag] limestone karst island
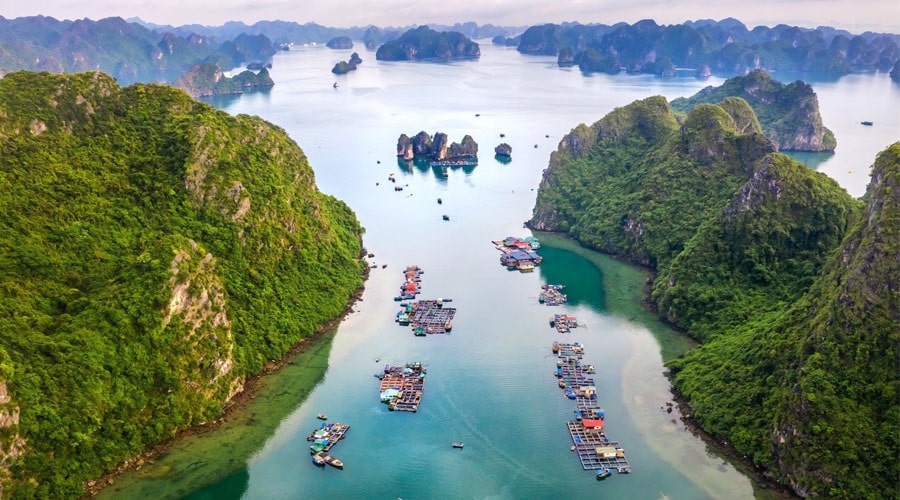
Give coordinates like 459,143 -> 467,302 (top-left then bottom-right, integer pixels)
0,10 -> 897,500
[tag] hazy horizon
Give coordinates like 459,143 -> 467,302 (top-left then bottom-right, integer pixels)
2,1 -> 899,36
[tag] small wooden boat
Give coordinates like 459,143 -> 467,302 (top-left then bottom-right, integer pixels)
316,413 -> 327,420
596,468 -> 612,480
861,121 -> 874,126
442,214 -> 450,221
321,453 -> 344,469
452,442 -> 464,449
311,453 -> 326,466
552,341 -> 560,353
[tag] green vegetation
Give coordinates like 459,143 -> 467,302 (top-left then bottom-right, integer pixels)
375,26 -> 480,61
173,64 -> 274,98
670,143 -> 899,498
530,96 -> 773,270
0,17 -> 276,85
671,70 -> 837,151
653,153 -> 861,342
0,71 -> 364,497
530,92 -> 898,497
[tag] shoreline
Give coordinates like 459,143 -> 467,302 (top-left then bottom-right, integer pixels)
535,230 -> 796,498
668,386 -> 798,499
83,262 -> 370,498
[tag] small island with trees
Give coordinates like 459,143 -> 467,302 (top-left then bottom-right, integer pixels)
376,26 -> 481,61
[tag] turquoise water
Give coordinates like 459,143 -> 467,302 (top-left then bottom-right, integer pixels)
100,42 -> 899,499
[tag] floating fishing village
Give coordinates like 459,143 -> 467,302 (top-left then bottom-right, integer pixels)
376,362 -> 427,412
394,266 -> 457,335
553,341 -> 630,478
539,284 -> 567,305
310,212 -> 630,481
307,421 -> 350,469
493,236 -> 543,272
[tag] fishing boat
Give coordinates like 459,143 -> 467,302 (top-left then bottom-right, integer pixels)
617,466 -> 631,474
596,468 -> 612,480
452,442 -> 464,449
552,341 -> 560,353
442,214 -> 450,221
316,413 -> 327,420
861,121 -> 874,126
311,453 -> 326,466
321,453 -> 344,469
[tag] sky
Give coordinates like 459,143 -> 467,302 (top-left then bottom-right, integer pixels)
2,0 -> 899,35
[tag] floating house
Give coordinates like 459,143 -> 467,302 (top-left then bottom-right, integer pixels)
377,362 -> 427,412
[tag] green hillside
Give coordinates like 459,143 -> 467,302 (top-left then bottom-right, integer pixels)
0,71 -> 364,497
529,94 -> 897,496
670,143 -> 899,498
670,70 -> 837,151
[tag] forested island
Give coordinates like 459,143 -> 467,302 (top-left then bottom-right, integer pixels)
528,94 -> 898,497
671,70 -> 836,151
173,63 -> 275,98
515,18 -> 899,77
0,71 -> 365,497
1,16 -> 897,84
375,26 -> 481,61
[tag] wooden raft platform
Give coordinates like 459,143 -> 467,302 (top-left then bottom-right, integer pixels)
408,300 -> 456,334
554,342 -> 631,474
378,363 -> 427,412
567,422 -> 630,470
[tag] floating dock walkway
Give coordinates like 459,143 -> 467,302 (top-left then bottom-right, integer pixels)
552,342 -> 631,474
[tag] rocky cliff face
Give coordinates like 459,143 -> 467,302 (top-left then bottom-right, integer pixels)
396,131 -> 478,161
670,70 -> 836,152
768,143 -> 899,497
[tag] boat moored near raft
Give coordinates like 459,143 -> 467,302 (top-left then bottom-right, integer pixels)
596,468 -> 612,480
321,453 -> 344,469
311,453 -> 326,466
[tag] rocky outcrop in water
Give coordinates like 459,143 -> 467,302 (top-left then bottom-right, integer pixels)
376,26 -> 480,61
397,131 -> 478,161
332,52 -> 362,75
326,36 -> 353,49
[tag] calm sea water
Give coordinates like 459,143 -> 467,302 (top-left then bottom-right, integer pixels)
99,42 -> 899,500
